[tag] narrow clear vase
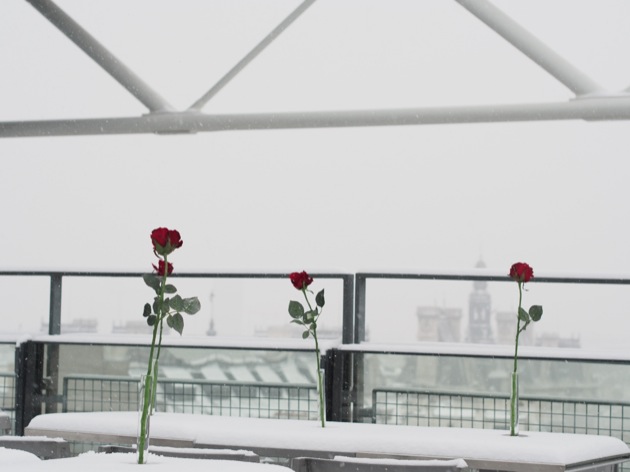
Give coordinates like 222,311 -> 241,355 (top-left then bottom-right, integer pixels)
510,372 -> 519,436
318,368 -> 326,428
137,374 -> 153,462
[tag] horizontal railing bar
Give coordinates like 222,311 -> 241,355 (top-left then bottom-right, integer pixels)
336,343 -> 630,364
64,374 -> 315,389
356,272 -> 630,285
0,271 -> 350,279
373,388 -> 630,407
2,270 -> 627,284
23,335 -> 334,353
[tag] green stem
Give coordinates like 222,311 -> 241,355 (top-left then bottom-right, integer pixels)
302,289 -> 325,428
138,323 -> 158,463
510,281 -> 523,437
138,255 -> 169,464
313,330 -> 325,427
513,282 -> 522,375
151,318 -> 164,415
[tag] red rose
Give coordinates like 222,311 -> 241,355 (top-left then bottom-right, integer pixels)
153,260 -> 173,276
167,229 -> 183,249
151,227 -> 183,256
290,271 -> 313,290
151,227 -> 169,248
509,262 -> 534,283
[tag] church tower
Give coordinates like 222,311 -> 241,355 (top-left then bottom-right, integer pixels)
467,259 -> 493,343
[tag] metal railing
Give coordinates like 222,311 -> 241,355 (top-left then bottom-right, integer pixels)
354,271 -> 630,344
0,271 -> 355,342
63,375 -> 319,420
2,268 -> 630,460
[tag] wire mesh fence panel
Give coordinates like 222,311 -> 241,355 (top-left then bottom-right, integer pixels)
0,373 -> 16,434
374,389 -> 630,436
373,388 -> 630,472
0,373 -> 15,410
373,390 -> 511,429
63,377 -> 139,413
63,376 -> 318,420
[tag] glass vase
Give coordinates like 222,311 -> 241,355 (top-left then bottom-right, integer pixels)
510,372 -> 519,436
317,368 -> 326,427
137,374 -> 153,461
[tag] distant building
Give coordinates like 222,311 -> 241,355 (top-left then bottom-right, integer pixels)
414,257 -> 580,349
416,306 -> 462,342
495,311 -> 534,346
42,318 -> 98,334
535,332 -> 580,348
206,292 -> 217,336
255,323 -> 342,340
206,317 -> 217,336
497,314 -> 579,348
112,320 -> 160,335
466,259 -> 493,344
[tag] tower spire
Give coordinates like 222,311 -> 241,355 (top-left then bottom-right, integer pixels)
467,258 -> 493,343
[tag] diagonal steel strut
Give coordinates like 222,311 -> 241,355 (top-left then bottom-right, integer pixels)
189,0 -> 318,111
25,0 -> 175,112
455,0 -> 604,97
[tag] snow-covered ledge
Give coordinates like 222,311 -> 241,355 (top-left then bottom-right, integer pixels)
25,412 -> 630,472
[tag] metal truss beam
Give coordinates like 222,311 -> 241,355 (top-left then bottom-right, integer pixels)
8,0 -> 629,139
2,96 -> 630,138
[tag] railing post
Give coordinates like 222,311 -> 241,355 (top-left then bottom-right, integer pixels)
14,341 -> 44,435
46,274 -> 62,414
328,348 -> 354,422
354,274 -> 366,343
48,273 -> 63,335
352,274 -> 368,422
341,274 -> 355,344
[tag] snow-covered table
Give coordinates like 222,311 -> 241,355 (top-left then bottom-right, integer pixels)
25,412 -> 630,472
0,448 -> 293,472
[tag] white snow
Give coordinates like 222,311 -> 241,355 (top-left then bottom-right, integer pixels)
254,365 -> 283,383
25,412 -> 630,468
0,449 -> 293,471
333,456 -> 468,468
138,445 -> 257,457
0,446 -> 42,464
0,435 -> 65,443
24,334 -> 338,352
200,364 -> 229,381
356,268 -> 630,281
160,367 -> 195,380
228,365 -> 257,382
338,341 -> 630,362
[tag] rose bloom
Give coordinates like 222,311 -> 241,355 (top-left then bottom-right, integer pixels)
167,229 -> 183,248
509,262 -> 534,283
290,271 -> 314,290
151,227 -> 183,255
153,260 -> 173,276
151,227 -> 170,248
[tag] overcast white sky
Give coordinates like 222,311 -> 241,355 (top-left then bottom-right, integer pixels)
1,0 -> 630,348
